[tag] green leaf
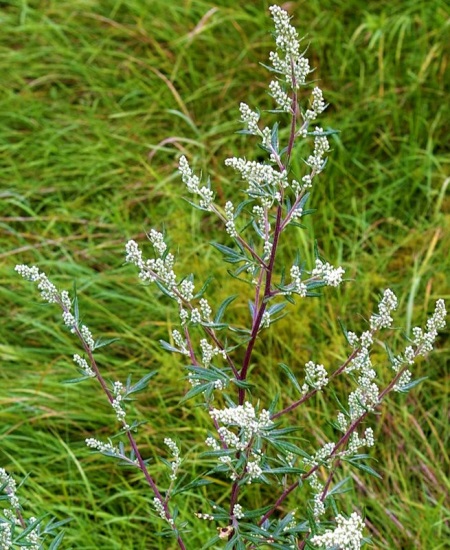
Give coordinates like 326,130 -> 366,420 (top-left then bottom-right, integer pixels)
344,455 -> 382,479
338,318 -> 349,341
200,535 -> 221,550
234,198 -> 255,217
278,363 -> 303,395
267,302 -> 287,316
269,440 -> 309,457
263,466 -> 306,475
72,281 -> 79,323
231,378 -> 254,390
210,242 -> 246,263
159,339 -> 181,353
327,476 -> 351,496
172,477 -> 212,496
154,280 -> 176,300
126,371 -> 157,395
308,127 -> 340,136
48,531 -> 66,550
180,382 -> 210,403
396,376 -> 428,393
194,275 -> 213,299
62,375 -> 94,384
271,121 -> 279,151
93,336 -> 120,350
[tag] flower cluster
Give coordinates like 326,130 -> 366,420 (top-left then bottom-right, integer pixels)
306,128 -> 330,173
0,468 -> 19,509
206,403 -> 272,482
311,258 -> 345,287
15,265 -> 95,350
73,353 -> 96,377
179,155 -> 214,209
269,79 -> 292,112
210,402 -> 273,442
111,380 -> 128,428
412,299 -> 446,356
268,5 -> 311,88
369,288 -> 398,330
233,504 -> 245,519
289,265 -> 308,297
239,102 -> 260,134
224,201 -> 238,237
389,299 -> 447,391
15,265 -> 61,305
311,512 -> 365,550
0,469 -> 52,550
224,157 -> 287,197
305,87 -> 327,122
171,329 -> 189,356
85,438 -> 120,456
304,360 -> 329,391
125,236 -> 177,289
164,438 -> 181,482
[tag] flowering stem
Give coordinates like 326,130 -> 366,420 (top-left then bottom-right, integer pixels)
259,363 -> 411,527
57,298 -> 187,550
272,348 -> 361,419
212,204 -> 269,270
238,204 -> 283,404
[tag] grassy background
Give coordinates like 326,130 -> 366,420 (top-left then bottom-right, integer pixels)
1,0 -> 449,548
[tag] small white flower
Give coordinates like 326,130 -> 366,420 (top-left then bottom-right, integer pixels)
269,80 -> 292,112
179,155 -> 200,193
179,279 -> 195,302
225,201 -> 237,237
0,468 -> 20,509
370,289 -> 398,330
311,512 -> 365,550
233,503 -> 245,519
153,496 -> 166,520
239,102 -> 260,134
304,87 -> 326,121
148,229 -> 167,256
199,298 -> 212,320
261,311 -> 271,328
190,308 -> 202,324
306,128 -> 330,173
312,258 -> 345,287
85,438 -> 119,455
73,354 -> 95,377
80,324 -> 95,350
304,360 -> 328,390
164,438 -> 181,481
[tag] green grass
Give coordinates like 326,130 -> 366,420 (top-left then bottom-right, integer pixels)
1,0 -> 449,548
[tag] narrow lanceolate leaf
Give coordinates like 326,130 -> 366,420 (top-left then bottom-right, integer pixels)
93,336 -> 120,350
396,376 -> 428,392
343,455 -> 382,479
72,282 -> 79,322
126,371 -> 158,395
159,339 -> 182,353
279,362 -> 303,395
48,531 -> 66,550
171,477 -> 212,496
210,241 -> 247,263
263,466 -> 306,475
180,382 -> 212,403
193,275 -> 213,299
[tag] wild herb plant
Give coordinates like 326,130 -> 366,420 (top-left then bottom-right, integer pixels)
13,5 -> 446,550
0,468 -> 66,549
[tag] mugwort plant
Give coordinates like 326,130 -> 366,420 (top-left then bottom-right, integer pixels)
13,5 -> 446,549
0,468 -> 66,549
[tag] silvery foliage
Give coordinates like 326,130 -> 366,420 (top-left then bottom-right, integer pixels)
14,5 -> 446,550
